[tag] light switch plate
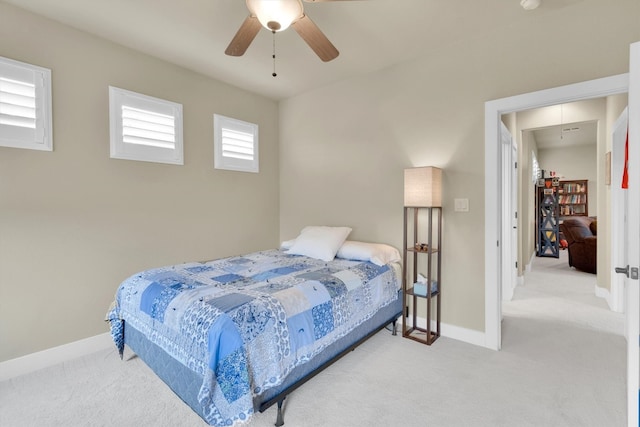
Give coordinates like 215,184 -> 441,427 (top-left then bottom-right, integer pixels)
454,198 -> 469,212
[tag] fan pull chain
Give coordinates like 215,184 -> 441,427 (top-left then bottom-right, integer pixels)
272,30 -> 277,77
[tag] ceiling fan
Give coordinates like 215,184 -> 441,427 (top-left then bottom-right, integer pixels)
225,0 -> 355,62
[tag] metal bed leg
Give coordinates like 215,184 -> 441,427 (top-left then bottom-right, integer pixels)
275,397 -> 285,426
392,319 -> 398,336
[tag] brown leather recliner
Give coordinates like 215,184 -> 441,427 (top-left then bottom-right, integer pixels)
559,217 -> 597,274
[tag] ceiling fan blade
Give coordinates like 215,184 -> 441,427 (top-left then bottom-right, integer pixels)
225,15 -> 262,57
292,14 -> 339,62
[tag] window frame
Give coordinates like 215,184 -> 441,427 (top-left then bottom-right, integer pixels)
213,113 -> 259,173
109,86 -> 183,165
0,56 -> 53,151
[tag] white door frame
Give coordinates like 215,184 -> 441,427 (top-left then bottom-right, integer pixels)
484,73 -> 629,351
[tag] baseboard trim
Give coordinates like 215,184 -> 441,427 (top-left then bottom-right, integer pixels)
595,284 -> 613,310
1,317 -> 490,382
0,332 -> 113,382
526,251 -> 535,273
396,316 -> 487,348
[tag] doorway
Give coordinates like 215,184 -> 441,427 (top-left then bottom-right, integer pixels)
499,99 -> 625,344
484,73 -> 629,350
484,72 -> 633,423
517,102 -> 601,285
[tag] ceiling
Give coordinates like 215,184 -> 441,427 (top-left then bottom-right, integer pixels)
531,120 -> 598,150
1,0 -> 579,100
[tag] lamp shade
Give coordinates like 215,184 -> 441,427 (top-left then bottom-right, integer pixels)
246,0 -> 304,32
404,167 -> 442,207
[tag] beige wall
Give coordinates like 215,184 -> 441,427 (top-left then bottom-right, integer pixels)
2,1 -> 639,361
280,0 -> 640,332
0,4 -> 280,362
538,146 -> 597,213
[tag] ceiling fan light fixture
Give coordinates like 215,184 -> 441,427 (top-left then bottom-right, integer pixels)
246,0 -> 304,32
520,0 -> 541,10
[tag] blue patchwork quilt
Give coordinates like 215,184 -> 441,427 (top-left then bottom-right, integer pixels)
106,249 -> 400,426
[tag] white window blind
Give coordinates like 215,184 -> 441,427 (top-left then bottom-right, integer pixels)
0,56 -> 52,151
121,106 -> 175,149
0,77 -> 36,129
214,114 -> 259,173
221,127 -> 254,160
109,86 -> 183,165
532,151 -> 540,183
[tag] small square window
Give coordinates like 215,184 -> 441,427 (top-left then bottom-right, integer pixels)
214,114 -> 259,173
0,56 -> 53,151
109,86 -> 183,165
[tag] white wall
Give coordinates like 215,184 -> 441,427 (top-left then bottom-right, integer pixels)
0,3 -> 280,362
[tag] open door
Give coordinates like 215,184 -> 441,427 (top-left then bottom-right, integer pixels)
620,40 -> 640,427
612,105 -> 638,426
612,107 -> 628,314
501,122 -> 518,302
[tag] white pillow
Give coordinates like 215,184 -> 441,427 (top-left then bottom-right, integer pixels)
280,239 -> 296,250
287,226 -> 352,262
336,241 -> 402,266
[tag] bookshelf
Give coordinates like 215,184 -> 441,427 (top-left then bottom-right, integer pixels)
536,179 -> 559,258
558,180 -> 588,217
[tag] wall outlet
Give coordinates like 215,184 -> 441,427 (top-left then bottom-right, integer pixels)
454,198 -> 469,212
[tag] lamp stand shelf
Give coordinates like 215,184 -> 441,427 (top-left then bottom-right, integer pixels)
402,206 -> 442,345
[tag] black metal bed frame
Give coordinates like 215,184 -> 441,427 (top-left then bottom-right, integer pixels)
123,298 -> 402,426
258,314 -> 400,426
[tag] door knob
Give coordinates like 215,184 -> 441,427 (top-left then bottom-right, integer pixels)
618,266 -> 640,280
615,265 -> 630,277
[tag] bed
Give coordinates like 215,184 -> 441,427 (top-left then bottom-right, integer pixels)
106,232 -> 402,426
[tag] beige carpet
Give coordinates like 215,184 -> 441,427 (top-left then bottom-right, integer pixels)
0,252 -> 626,426
504,250 -> 625,336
